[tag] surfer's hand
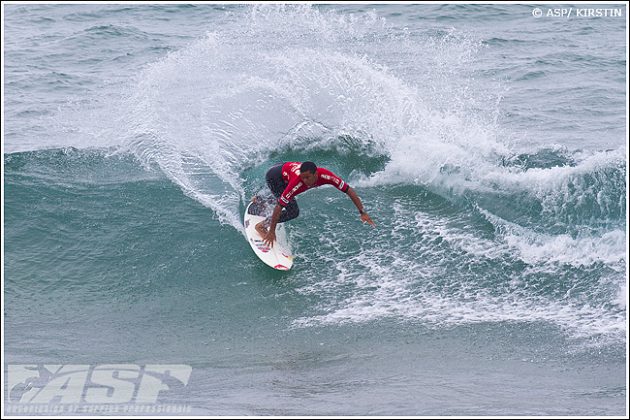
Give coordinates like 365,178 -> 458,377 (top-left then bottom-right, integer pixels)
263,230 -> 276,247
361,212 -> 376,227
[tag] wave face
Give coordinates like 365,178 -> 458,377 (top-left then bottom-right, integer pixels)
5,147 -> 626,347
3,4 -> 627,415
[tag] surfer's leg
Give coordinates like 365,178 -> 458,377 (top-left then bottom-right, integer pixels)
255,220 -> 269,237
255,199 -> 298,236
256,163 -> 298,229
265,163 -> 287,198
278,200 -> 299,223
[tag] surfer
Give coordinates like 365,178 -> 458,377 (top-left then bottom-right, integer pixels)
254,161 -> 375,246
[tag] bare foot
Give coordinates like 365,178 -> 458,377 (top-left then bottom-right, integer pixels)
255,221 -> 268,238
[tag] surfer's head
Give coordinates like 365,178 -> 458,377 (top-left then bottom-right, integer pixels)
299,161 -> 318,186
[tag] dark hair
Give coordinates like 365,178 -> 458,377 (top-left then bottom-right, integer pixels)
300,161 -> 317,174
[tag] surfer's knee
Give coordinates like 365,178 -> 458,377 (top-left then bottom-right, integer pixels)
286,205 -> 299,221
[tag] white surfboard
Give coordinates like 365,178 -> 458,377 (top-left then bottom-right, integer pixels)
244,200 -> 294,271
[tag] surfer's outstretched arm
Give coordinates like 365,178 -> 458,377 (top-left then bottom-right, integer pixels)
346,187 -> 376,227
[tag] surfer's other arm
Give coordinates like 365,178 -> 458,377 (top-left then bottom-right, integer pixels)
346,187 -> 375,227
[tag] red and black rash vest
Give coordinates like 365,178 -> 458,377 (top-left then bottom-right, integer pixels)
278,162 -> 350,207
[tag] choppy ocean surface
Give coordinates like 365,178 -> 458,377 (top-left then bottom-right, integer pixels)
3,3 -> 627,415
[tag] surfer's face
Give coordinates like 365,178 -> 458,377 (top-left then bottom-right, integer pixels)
300,170 -> 317,187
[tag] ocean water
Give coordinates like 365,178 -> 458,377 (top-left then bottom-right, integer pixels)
3,3 -> 627,415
